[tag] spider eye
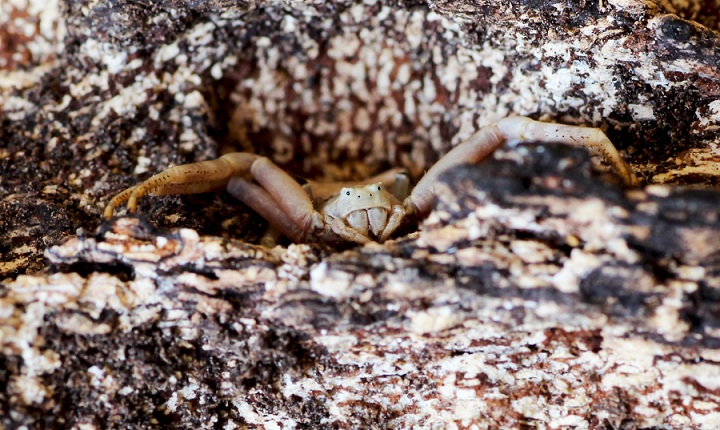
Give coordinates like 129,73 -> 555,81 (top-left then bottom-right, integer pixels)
345,191 -> 350,196
377,186 -> 382,191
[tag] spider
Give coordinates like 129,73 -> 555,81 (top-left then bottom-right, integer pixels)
104,116 -> 638,245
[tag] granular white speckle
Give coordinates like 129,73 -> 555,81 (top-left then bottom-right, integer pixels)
629,103 -> 656,121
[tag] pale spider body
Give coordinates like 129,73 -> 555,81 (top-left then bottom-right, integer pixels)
104,117 -> 638,245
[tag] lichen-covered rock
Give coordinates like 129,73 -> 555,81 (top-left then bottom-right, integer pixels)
3,147 -> 720,428
2,0 -> 720,278
2,0 -> 720,427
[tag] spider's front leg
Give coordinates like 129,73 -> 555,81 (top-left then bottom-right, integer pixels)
103,154 -> 254,219
403,116 -> 639,218
104,153 -> 325,243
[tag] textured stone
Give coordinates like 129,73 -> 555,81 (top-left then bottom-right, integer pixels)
1,0 -> 720,427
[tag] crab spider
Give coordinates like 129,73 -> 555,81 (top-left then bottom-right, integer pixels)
104,117 -> 638,244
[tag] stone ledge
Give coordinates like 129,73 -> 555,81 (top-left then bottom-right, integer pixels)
2,0 -> 720,427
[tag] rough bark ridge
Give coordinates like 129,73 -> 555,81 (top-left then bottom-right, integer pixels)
1,0 -> 720,428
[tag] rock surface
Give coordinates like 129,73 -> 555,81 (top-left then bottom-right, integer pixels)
1,0 -> 720,428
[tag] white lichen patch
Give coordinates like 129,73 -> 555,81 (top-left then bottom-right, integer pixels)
309,262 -> 354,298
0,0 -> 65,73
407,306 -> 463,334
629,103 -> 656,121
696,100 -> 720,130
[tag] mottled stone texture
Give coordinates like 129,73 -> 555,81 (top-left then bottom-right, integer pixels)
1,0 -> 720,428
